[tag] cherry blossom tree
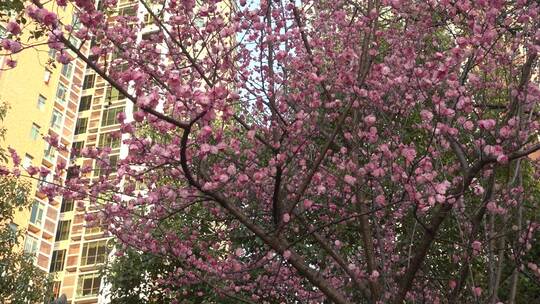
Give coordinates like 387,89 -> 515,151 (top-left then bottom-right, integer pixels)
2,0 -> 540,303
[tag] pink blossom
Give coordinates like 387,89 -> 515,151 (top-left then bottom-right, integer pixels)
486,201 -> 498,213
6,21 -> 21,35
364,115 -> 376,126
1,39 -> 22,53
235,248 -> 245,257
226,165 -> 236,175
463,120 -> 474,130
282,250 -> 291,260
344,175 -> 357,185
434,181 -> 450,195
42,10 -> 58,26
369,270 -> 380,281
478,119 -> 496,130
218,174 -> 229,183
473,185 -> 484,196
496,154 -> 508,164
282,213 -> 290,223
237,174 -> 249,184
6,59 -> 17,68
133,111 -> 145,122
117,111 -> 127,123
402,147 -> 416,163
57,51 -> 72,64
472,240 -> 482,255
499,126 -> 512,138
200,125 -> 213,137
375,195 -> 386,206
420,110 -> 433,122
26,166 -> 38,176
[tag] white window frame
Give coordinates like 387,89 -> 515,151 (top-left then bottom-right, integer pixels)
30,123 -> 40,140
23,154 -> 33,169
37,95 -> 46,110
50,109 -> 63,131
44,144 -> 57,162
23,234 -> 40,259
56,83 -> 67,104
29,200 -> 45,227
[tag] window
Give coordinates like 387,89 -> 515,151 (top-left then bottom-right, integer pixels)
48,48 -> 56,58
105,87 -> 125,103
108,155 -> 119,175
61,63 -> 73,79
50,109 -> 63,130
74,117 -> 88,135
79,95 -> 92,112
44,68 -> 52,84
56,83 -> 67,103
55,220 -> 71,241
71,15 -> 81,31
111,49 -> 122,61
117,0 -> 135,6
98,132 -> 120,149
37,173 -> 53,189
23,234 -> 39,256
37,95 -> 46,110
81,240 -> 108,266
101,107 -> 124,126
77,273 -> 101,297
143,13 -> 154,26
95,155 -> 119,176
44,144 -> 57,162
82,74 -> 95,89
50,250 -> 66,272
50,281 -> 62,300
23,154 -> 33,169
68,35 -> 81,48
71,141 -> 84,159
30,123 -> 40,140
29,201 -> 45,227
85,217 -> 102,234
117,5 -> 137,17
0,25 -> 6,38
60,198 -> 74,213
142,31 -> 157,41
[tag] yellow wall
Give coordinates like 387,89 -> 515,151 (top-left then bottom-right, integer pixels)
0,40 -> 59,228
0,4 -> 80,270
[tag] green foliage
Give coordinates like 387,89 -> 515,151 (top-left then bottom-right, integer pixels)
0,177 -> 54,304
102,240 -> 241,304
0,0 -> 25,17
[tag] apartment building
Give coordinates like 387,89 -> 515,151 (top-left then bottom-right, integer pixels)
3,0 -> 229,302
0,1 -> 133,302
49,0 -> 146,302
0,3 -> 88,300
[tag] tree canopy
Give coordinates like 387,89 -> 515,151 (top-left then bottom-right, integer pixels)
1,0 -> 540,303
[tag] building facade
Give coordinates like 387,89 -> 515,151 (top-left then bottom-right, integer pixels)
2,0 -> 222,301
0,1 -> 137,303
0,3 -> 91,302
